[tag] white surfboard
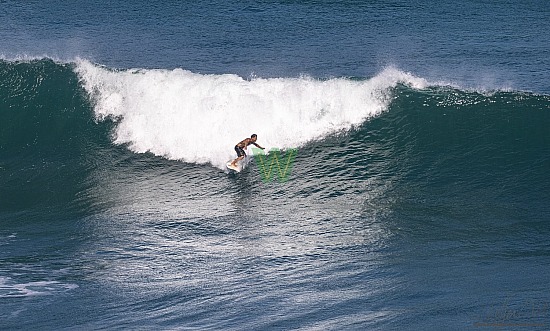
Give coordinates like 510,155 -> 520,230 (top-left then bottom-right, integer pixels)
226,162 -> 242,172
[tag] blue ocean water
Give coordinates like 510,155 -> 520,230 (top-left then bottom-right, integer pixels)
1,1 -> 550,330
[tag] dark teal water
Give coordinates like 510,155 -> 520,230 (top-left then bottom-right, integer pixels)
1,1 -> 550,330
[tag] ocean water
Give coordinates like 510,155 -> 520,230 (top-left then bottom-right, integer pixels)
1,1 -> 550,330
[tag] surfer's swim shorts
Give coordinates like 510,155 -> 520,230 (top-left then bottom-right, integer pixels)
235,145 -> 245,157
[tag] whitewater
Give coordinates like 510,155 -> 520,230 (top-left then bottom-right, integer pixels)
75,59 -> 428,169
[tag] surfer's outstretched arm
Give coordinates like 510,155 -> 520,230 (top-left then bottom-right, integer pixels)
252,142 -> 265,150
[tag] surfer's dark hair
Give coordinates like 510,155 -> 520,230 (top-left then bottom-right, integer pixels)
251,134 -> 257,138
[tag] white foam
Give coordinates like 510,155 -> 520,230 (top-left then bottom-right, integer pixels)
76,59 -> 427,169
0,277 -> 78,298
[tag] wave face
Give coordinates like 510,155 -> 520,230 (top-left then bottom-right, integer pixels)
0,59 -> 111,212
1,59 -> 85,153
359,86 -> 550,202
75,59 -> 427,169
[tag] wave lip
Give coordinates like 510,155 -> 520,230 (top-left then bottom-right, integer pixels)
76,60 -> 427,169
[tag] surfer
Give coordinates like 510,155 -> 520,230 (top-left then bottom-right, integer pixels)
230,134 -> 265,168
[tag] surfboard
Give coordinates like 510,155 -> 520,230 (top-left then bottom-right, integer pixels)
226,162 -> 241,172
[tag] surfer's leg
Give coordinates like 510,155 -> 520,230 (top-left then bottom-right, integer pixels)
231,155 -> 244,166
232,146 -> 246,166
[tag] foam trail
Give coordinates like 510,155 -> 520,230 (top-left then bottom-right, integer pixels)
76,59 -> 427,169
0,277 -> 78,298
